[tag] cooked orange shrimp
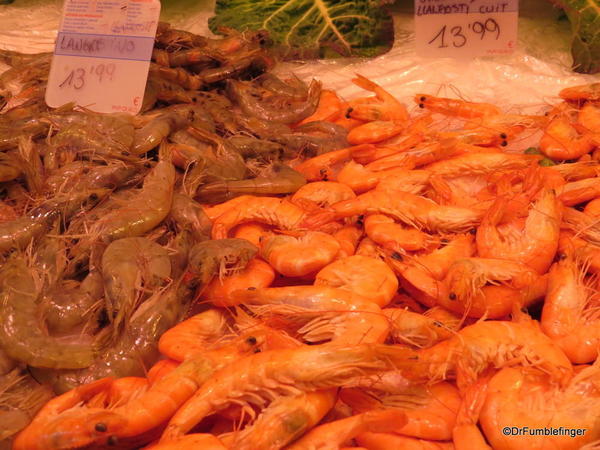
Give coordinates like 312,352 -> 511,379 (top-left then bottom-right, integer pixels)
425,152 -> 541,177
585,197 -> 600,216
558,177 -> 600,206
288,409 -> 407,450
333,224 -> 363,258
260,231 -> 340,277
229,285 -> 390,344
560,231 -> 600,274
349,74 -> 409,122
314,255 -> 398,307
211,197 -> 306,239
222,390 -> 336,450
364,141 -> 455,172
365,214 -> 437,252
348,120 -> 407,145
305,189 -> 483,233
453,374 -> 492,450
351,139 -> 423,166
203,258 -> 275,306
291,181 -> 356,210
202,195 -> 254,221
357,432 -> 454,450
578,103 -> 600,133
161,344 -> 417,440
559,82 -> 600,101
383,308 -> 459,348
13,378 -> 116,450
443,257 -> 544,317
392,233 -> 475,282
293,146 -> 354,181
146,434 -> 227,449
342,381 -> 461,441
417,319 -> 573,388
51,332 -> 267,447
477,189 -> 562,274
540,117 -> 596,160
158,309 -> 229,362
541,255 -> 600,363
334,103 -> 367,131
480,364 -> 600,449
91,377 -> 149,409
337,162 -> 430,194
298,89 -> 342,125
147,359 -> 180,386
415,94 -> 501,119
232,222 -> 270,247
355,237 -> 381,258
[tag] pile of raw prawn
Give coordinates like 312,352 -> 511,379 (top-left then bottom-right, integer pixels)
1,22 -> 600,450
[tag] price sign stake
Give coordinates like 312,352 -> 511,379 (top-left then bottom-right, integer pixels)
415,0 -> 518,58
46,0 -> 161,114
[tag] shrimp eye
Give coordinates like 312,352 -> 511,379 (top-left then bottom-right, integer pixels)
107,436 -> 118,446
557,253 -> 567,260
247,286 -> 257,291
500,132 -> 507,139
418,103 -> 424,109
419,96 -> 426,102
89,193 -> 99,201
253,348 -> 261,353
345,107 -> 354,119
500,140 -> 508,147
391,252 -> 403,261
469,229 -> 477,235
95,423 -> 107,432
440,238 -> 449,244
121,151 -> 131,156
449,292 -> 457,300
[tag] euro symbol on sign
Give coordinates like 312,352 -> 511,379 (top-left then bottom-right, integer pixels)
133,96 -> 140,106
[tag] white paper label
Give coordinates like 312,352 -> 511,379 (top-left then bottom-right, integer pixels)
415,0 -> 518,58
45,0 -> 160,114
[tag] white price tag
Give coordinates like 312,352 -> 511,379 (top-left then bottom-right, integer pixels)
415,0 -> 518,58
45,0 -> 160,114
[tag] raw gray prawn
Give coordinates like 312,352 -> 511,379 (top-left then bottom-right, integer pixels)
226,78 -> 322,124
195,163 -> 306,204
132,112 -> 189,155
0,255 -> 95,369
169,193 -> 212,242
187,238 -> 258,287
89,157 -> 176,243
0,188 -> 109,254
101,237 -> 172,339
0,369 -> 54,443
33,275 -> 196,394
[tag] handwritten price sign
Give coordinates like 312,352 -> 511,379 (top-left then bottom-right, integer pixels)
46,0 -> 160,114
415,0 -> 518,57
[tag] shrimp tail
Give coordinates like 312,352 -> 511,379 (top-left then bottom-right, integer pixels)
300,208 -> 337,230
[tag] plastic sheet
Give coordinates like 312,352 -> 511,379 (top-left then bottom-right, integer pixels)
0,0 -> 597,109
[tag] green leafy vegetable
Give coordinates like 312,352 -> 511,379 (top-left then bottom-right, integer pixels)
209,0 -> 394,59
551,0 -> 600,73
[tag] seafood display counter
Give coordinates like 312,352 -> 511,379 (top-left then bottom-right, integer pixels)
1,1 -> 600,449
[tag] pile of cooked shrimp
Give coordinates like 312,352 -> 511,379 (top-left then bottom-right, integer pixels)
1,22 -> 600,450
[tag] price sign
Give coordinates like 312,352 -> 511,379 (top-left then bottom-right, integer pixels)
45,0 -> 160,114
415,0 -> 518,58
